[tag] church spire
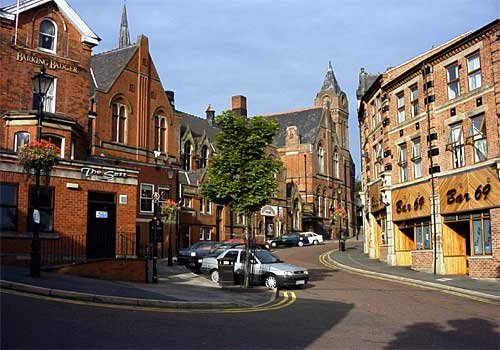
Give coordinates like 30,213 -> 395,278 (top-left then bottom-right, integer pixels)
119,2 -> 131,48
321,61 -> 341,95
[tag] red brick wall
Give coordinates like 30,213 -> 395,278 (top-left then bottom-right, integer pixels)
0,4 -> 94,141
379,245 -> 388,262
468,207 -> 500,278
55,258 -> 146,282
411,250 -> 433,272
0,159 -> 137,259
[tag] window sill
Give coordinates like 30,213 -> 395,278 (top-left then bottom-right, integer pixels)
0,231 -> 60,239
467,255 -> 493,260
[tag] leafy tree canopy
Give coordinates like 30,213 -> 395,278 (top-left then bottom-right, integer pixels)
201,111 -> 282,216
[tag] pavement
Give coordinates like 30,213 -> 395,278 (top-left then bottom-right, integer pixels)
0,259 -> 276,309
1,239 -> 498,308
329,238 -> 500,303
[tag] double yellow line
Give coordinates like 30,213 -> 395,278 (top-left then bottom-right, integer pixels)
319,249 -> 499,305
0,288 -> 297,314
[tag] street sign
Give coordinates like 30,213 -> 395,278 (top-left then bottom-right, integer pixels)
32,209 -> 40,224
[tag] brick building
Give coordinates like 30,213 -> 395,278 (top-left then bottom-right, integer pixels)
0,0 -> 139,264
357,20 -> 500,278
89,4 -> 181,257
263,63 -> 356,239
177,96 -> 290,246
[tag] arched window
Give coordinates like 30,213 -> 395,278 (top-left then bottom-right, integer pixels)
323,189 -> 328,218
14,132 -> 30,152
316,187 -> 322,216
200,145 -> 209,168
41,134 -> 64,158
317,143 -> 325,174
333,152 -> 339,178
39,19 -> 57,52
112,103 -> 127,143
183,141 -> 192,171
154,115 -> 167,152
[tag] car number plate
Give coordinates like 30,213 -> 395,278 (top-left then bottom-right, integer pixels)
296,280 -> 305,285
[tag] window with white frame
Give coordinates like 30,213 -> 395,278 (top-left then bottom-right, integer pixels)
376,95 -> 382,124
38,19 -> 57,52
411,138 -> 422,179
206,199 -> 212,214
14,132 -> 30,152
200,145 -> 209,168
467,53 -> 482,91
398,143 -> 408,182
154,115 -> 167,153
316,188 -> 322,216
333,152 -> 339,178
410,85 -> 419,118
469,115 -> 487,162
112,103 -> 127,143
183,141 -> 192,171
447,64 -> 460,99
199,227 -> 212,240
317,143 -> 325,174
397,93 -> 405,123
181,197 -> 192,209
140,183 -> 154,213
41,134 -> 64,158
448,123 -> 465,168
33,78 -> 56,113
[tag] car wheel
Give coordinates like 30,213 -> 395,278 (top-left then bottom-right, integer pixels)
209,269 -> 219,283
264,274 -> 278,289
271,242 -> 277,248
298,241 -> 304,247
313,240 -> 319,245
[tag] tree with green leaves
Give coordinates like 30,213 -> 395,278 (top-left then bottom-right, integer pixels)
201,110 -> 282,287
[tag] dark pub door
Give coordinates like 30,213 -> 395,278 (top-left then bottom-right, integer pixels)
87,192 -> 116,259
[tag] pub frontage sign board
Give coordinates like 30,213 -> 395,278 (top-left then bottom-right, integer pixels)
368,180 -> 385,213
439,166 -> 499,214
16,51 -> 79,73
392,182 -> 431,222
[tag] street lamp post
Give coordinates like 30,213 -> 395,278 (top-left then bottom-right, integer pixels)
152,192 -> 160,283
30,67 -> 54,277
166,168 -> 175,266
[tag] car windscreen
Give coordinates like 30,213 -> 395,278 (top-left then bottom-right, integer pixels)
254,250 -> 282,263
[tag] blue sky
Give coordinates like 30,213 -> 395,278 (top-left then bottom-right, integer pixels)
52,1 -> 500,174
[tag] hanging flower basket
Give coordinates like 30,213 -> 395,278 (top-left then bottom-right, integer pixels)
18,140 -> 59,182
333,208 -> 346,218
160,199 -> 179,224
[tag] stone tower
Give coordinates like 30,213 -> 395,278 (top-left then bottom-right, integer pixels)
314,61 -> 349,149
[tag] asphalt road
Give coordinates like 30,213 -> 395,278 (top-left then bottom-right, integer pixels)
2,242 -> 499,349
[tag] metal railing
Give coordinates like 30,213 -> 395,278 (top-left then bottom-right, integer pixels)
40,234 -> 86,266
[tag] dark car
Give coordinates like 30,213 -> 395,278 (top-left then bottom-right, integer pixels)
177,241 -> 221,271
267,233 -> 306,248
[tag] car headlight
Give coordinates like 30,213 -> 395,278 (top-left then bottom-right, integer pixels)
190,252 -> 196,257
304,270 -> 309,275
283,271 -> 293,277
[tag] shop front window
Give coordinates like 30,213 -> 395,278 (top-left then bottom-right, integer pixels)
28,187 -> 54,232
416,222 -> 431,250
0,184 -> 18,231
473,218 -> 491,255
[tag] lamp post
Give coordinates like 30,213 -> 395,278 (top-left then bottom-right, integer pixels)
166,168 -> 175,266
30,67 -> 54,277
337,187 -> 342,243
152,192 -> 160,283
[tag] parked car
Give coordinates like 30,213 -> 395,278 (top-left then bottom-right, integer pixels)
267,233 -> 306,248
200,248 -> 309,289
300,232 -> 324,245
177,241 -> 221,271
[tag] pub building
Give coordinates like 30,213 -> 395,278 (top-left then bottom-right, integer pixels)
89,4 -> 180,256
0,0 -> 141,264
357,20 -> 499,278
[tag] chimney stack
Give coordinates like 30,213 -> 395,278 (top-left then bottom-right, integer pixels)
206,104 -> 215,126
231,95 -> 247,117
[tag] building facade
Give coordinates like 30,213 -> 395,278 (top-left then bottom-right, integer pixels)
264,63 -> 356,239
357,20 -> 500,278
0,0 -> 139,264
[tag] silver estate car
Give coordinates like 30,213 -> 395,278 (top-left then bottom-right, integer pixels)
200,248 -> 309,289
